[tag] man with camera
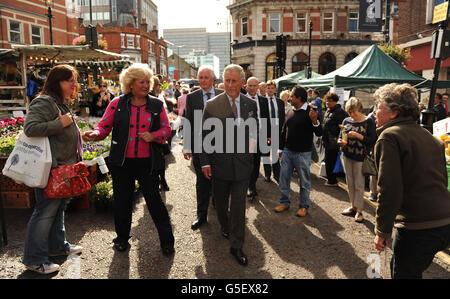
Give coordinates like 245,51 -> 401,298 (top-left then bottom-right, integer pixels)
274,85 -> 322,217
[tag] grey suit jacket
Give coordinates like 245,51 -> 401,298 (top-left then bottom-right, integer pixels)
183,88 -> 224,153
200,92 -> 258,181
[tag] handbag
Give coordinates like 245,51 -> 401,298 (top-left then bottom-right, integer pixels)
44,162 -> 91,199
361,120 -> 377,176
333,151 -> 344,174
2,132 -> 52,188
362,152 -> 377,176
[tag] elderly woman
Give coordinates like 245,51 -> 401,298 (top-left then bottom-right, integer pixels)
338,97 -> 377,223
22,64 -> 83,274
83,63 -> 175,255
372,83 -> 450,279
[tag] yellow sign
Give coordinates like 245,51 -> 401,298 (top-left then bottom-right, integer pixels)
433,1 -> 449,24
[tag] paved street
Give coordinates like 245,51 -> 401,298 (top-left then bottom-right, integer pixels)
0,137 -> 449,279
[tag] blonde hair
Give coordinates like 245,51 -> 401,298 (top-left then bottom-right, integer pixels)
280,90 -> 290,100
119,63 -> 153,94
345,97 -> 363,113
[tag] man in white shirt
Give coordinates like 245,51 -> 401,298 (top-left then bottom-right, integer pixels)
245,77 -> 269,199
263,80 -> 285,183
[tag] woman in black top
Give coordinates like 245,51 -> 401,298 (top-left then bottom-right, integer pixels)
91,80 -> 113,117
322,92 -> 347,186
338,97 -> 377,223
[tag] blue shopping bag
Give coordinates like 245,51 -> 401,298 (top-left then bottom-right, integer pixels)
333,151 -> 344,174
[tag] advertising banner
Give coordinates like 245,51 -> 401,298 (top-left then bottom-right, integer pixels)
359,0 -> 383,32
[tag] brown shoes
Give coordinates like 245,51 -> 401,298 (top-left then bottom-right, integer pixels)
354,212 -> 364,223
341,207 -> 356,217
296,208 -> 307,217
274,204 -> 289,213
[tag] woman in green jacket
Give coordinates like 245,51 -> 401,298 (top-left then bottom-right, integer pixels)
373,83 -> 450,279
22,65 -> 83,275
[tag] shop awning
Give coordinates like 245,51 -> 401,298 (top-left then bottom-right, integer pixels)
74,60 -> 132,68
11,44 -> 129,61
298,45 -> 450,89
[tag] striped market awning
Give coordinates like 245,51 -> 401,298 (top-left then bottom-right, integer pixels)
74,60 -> 132,68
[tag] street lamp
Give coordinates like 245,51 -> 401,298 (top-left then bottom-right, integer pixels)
43,0 -> 54,45
307,21 -> 313,79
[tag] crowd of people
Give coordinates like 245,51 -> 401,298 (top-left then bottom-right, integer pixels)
20,62 -> 449,279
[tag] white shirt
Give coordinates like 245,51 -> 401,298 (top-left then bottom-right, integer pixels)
246,93 -> 261,127
267,96 -> 279,126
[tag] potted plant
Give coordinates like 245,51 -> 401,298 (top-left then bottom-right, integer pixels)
89,179 -> 113,212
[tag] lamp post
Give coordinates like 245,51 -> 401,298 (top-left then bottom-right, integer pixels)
44,0 -> 54,45
307,21 -> 313,79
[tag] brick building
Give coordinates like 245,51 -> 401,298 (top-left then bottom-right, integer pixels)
228,0 -> 391,81
0,0 -> 80,48
398,0 -> 450,84
84,22 -> 169,77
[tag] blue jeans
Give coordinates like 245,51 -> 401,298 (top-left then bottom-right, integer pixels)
279,149 -> 311,210
22,189 -> 70,265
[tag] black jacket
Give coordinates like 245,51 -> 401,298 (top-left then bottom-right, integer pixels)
108,93 -> 165,174
322,104 -> 347,149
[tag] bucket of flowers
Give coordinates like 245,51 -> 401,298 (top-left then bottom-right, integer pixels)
0,116 -> 25,158
89,178 -> 113,212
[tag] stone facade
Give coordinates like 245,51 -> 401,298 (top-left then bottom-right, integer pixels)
228,0 -> 386,82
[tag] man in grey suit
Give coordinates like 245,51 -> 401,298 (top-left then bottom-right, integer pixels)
200,64 -> 258,266
182,65 -> 224,230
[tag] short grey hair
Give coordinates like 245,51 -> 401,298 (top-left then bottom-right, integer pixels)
223,64 -> 245,81
198,65 -> 216,80
374,83 -> 420,120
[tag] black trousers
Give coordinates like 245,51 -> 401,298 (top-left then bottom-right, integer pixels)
110,158 -> 174,248
213,178 -> 249,249
248,153 -> 261,192
324,147 -> 339,184
263,159 -> 280,181
193,154 -> 212,220
391,224 -> 450,279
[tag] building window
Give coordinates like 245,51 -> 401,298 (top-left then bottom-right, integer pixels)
9,21 -> 21,43
318,52 -> 336,75
121,34 -> 125,48
265,53 -> 277,81
31,26 -> 41,44
136,35 -> 140,49
349,11 -> 359,32
292,53 -> 308,72
296,12 -> 307,33
344,52 -> 358,64
127,35 -> 135,48
322,12 -> 334,33
241,17 -> 248,36
269,13 -> 280,33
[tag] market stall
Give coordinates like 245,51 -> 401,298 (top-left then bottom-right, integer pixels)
0,45 -> 130,115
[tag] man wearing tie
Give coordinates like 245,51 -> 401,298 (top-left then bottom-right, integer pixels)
245,77 -> 270,199
183,65 -> 224,230
201,64 -> 258,266
263,80 -> 285,183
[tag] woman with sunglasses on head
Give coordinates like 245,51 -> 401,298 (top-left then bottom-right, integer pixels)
22,64 -> 83,274
92,80 -> 113,117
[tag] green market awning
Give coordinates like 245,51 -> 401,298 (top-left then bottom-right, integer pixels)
298,45 -> 450,90
274,69 -> 321,94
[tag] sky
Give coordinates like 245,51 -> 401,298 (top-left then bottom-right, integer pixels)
152,0 -> 232,36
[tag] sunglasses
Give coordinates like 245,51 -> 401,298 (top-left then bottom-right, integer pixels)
100,85 -> 107,87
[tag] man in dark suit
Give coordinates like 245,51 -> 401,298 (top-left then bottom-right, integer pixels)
263,80 -> 285,183
200,64 -> 258,266
245,76 -> 270,199
182,65 -> 224,230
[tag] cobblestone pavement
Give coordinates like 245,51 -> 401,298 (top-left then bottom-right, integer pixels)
1,138 -> 449,279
